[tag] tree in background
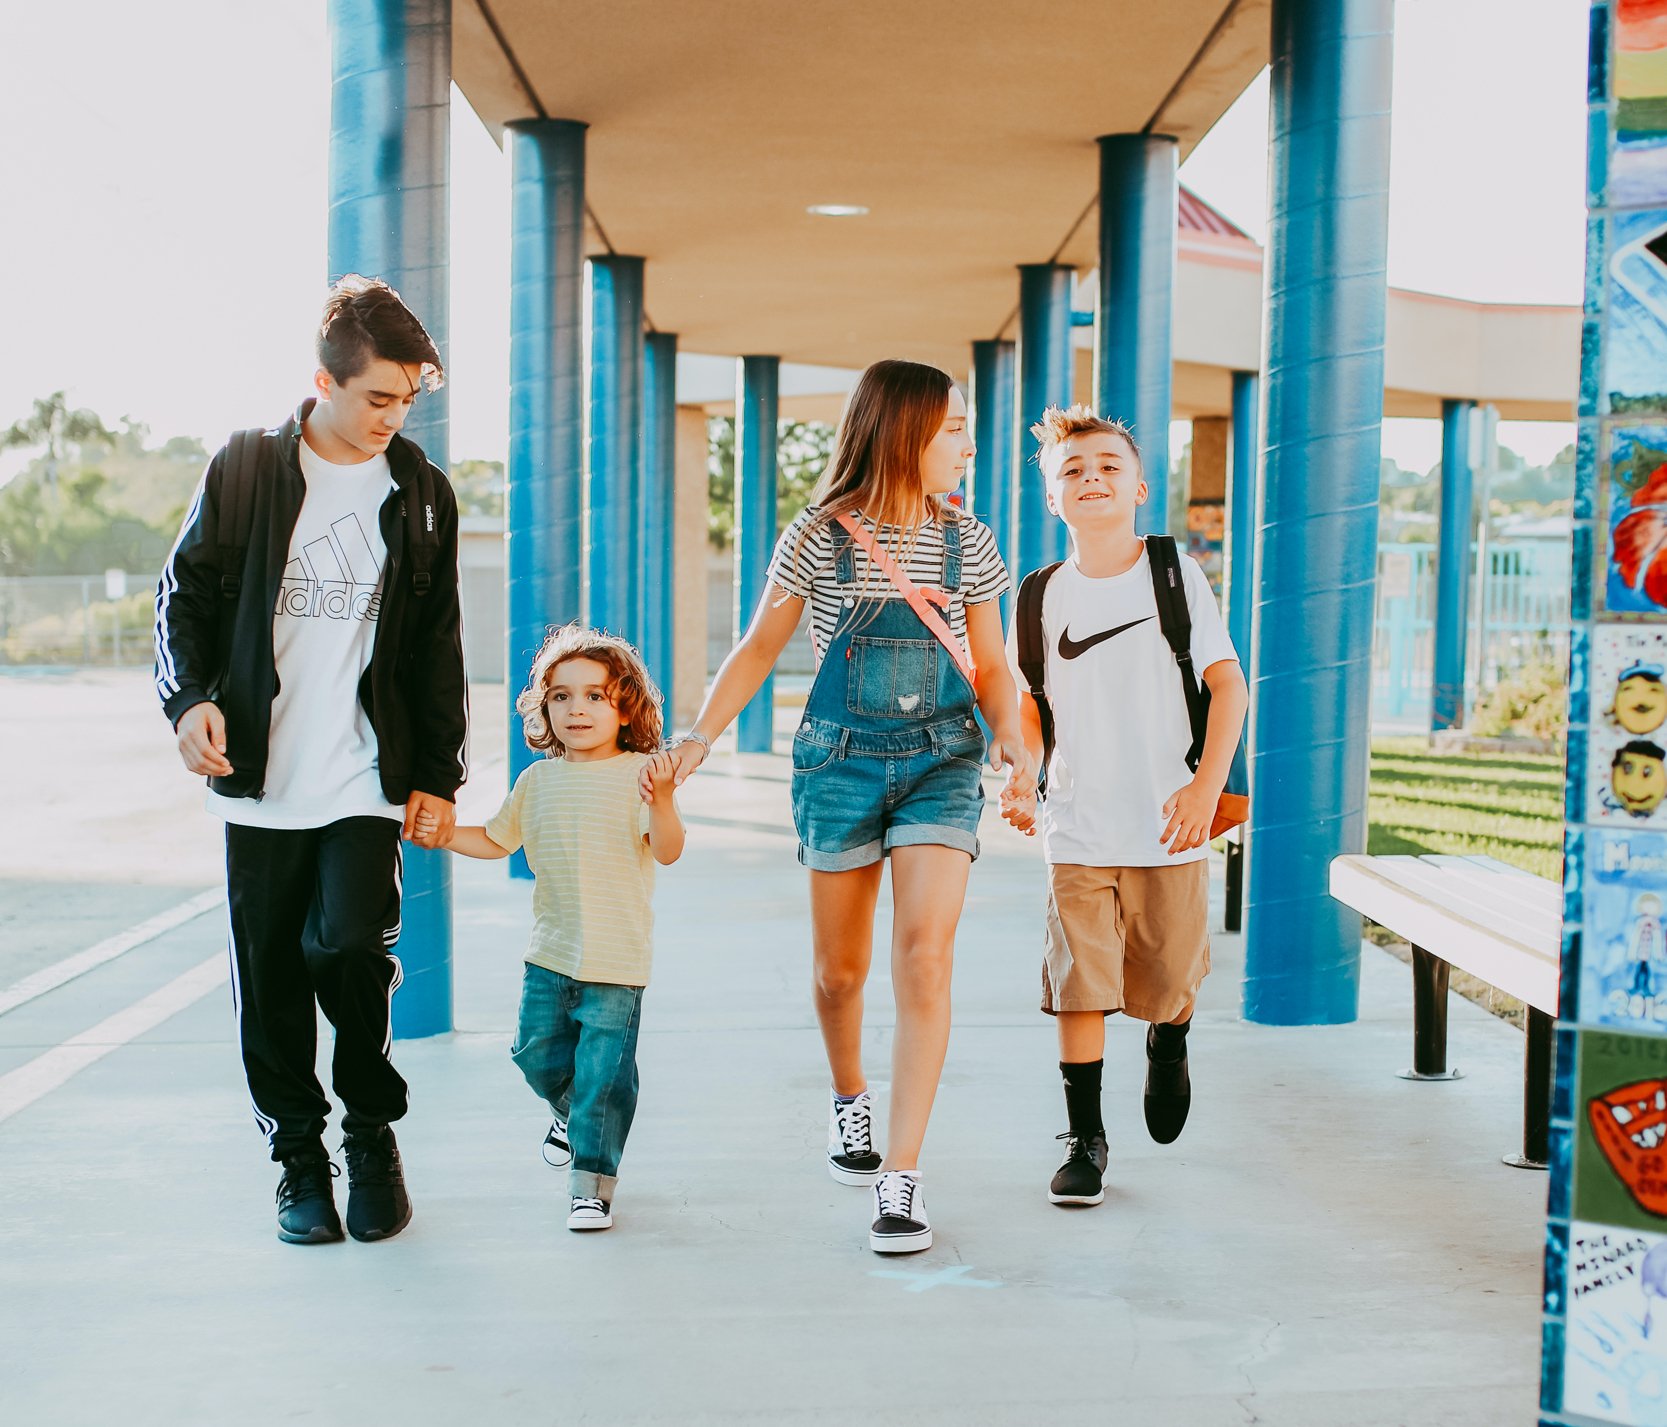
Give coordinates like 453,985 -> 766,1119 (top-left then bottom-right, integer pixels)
706,418 -> 834,548
2,392 -> 114,489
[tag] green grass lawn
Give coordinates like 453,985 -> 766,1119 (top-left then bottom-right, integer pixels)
1368,736 -> 1564,881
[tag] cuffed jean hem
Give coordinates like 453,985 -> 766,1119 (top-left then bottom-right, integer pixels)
570,1169 -> 618,1201
884,823 -> 980,861
798,838 -> 884,872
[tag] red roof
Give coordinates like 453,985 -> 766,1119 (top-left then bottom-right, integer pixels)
1178,186 -> 1254,242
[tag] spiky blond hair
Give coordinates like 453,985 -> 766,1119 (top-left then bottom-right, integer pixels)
1028,403 -> 1141,474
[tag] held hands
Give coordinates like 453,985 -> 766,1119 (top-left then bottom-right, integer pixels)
405,791 -> 456,848
1000,777 -> 1038,836
1161,777 -> 1219,856
175,702 -> 233,778
641,739 -> 707,801
640,750 -> 681,805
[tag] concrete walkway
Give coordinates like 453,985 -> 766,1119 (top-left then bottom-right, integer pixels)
0,672 -> 1548,1426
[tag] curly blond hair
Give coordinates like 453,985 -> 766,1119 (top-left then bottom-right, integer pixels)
514,624 -> 664,757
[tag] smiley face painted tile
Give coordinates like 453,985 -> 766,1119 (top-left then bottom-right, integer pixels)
1592,627 -> 1667,826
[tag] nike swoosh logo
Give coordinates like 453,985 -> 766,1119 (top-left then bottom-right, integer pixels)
1058,616 -> 1154,659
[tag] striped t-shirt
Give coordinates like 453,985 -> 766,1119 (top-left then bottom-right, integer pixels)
486,752 -> 656,987
766,507 -> 1011,663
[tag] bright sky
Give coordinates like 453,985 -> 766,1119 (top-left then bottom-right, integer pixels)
0,0 -> 1585,479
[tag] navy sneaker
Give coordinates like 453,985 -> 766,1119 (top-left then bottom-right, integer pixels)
342,1125 -> 412,1242
275,1153 -> 343,1244
827,1089 -> 883,1186
1048,1131 -> 1109,1205
869,1170 -> 931,1254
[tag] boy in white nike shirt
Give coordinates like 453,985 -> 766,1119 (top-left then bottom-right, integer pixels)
1001,404 -> 1247,1207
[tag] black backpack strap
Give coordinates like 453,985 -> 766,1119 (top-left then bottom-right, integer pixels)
1016,561 -> 1063,795
216,429 -> 265,600
401,445 -> 441,597
1146,534 -> 1208,770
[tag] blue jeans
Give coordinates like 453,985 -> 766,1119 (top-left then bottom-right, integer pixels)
510,964 -> 643,1200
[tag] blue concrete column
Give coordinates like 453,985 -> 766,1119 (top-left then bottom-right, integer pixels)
970,339 -> 1017,563
1015,264 -> 1073,574
735,356 -> 780,753
1431,399 -> 1476,732
642,331 -> 679,703
328,0 -> 452,1037
1243,0 -> 1395,1027
1096,134 -> 1178,535
1227,370 -> 1261,664
586,255 -> 646,641
505,117 -> 586,881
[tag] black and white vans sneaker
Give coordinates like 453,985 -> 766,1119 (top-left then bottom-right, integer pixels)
827,1089 -> 882,1186
1048,1131 -> 1109,1206
541,1116 -> 572,1169
567,1196 -> 613,1231
869,1170 -> 931,1254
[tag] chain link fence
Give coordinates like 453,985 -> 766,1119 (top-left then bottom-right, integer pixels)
0,572 -> 158,666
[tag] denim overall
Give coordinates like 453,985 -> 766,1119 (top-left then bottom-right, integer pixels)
789,518 -> 987,871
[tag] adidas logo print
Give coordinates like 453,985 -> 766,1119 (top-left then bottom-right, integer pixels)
276,515 -> 383,622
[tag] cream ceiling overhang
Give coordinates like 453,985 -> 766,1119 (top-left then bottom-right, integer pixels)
453,0 -> 1271,376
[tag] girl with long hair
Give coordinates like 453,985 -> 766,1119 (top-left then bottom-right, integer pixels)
658,359 -> 1032,1253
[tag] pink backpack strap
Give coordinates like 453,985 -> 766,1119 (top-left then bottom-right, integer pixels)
835,513 -> 978,684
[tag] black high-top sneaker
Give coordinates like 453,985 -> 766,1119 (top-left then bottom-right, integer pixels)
1144,1021 -> 1193,1144
827,1089 -> 883,1186
541,1115 -> 572,1169
1048,1131 -> 1110,1206
342,1125 -> 412,1242
275,1152 -> 344,1244
869,1170 -> 931,1254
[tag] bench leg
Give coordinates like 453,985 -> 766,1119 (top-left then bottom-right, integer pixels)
1503,1006 -> 1554,1171
1224,836 -> 1244,933
1399,945 -> 1464,1082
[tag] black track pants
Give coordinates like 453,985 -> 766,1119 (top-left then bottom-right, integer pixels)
225,816 -> 408,1161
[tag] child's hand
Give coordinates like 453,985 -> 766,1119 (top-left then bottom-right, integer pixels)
412,809 -> 446,848
640,751 -> 680,803
642,739 -> 706,800
1000,779 -> 1037,836
1160,778 -> 1218,855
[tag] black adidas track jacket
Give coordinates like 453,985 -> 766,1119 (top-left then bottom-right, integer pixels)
152,400 -> 468,806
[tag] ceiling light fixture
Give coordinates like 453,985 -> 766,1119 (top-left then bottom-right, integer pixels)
806,204 -> 869,217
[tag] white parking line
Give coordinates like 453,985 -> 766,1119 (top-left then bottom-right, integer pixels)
0,952 -> 228,1125
0,889 -> 223,1018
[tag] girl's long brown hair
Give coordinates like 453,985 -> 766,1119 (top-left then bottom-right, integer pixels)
515,624 -> 664,757
785,359 -> 960,587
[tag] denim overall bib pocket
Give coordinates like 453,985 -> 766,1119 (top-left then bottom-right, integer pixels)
789,518 -> 987,871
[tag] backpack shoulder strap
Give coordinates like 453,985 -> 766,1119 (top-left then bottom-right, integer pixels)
1146,534 -> 1208,768
215,428 -> 266,600
401,446 -> 441,597
1016,561 -> 1063,794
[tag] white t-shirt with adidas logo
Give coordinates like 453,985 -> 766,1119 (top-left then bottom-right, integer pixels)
206,437 -> 401,829
1030,549 -> 1238,868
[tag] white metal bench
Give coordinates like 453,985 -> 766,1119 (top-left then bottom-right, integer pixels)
1329,852 -> 1561,1170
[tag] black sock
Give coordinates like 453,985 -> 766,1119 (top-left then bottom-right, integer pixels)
1060,1060 -> 1104,1139
1150,1017 -> 1192,1061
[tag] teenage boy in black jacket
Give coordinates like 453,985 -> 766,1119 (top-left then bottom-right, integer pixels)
154,275 -> 467,1245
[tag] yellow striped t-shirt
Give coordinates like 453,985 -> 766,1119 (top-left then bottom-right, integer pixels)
485,752 -> 656,987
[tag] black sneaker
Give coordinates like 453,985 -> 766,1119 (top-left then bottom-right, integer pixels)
541,1116 -> 572,1169
869,1170 -> 931,1254
827,1089 -> 883,1186
275,1152 -> 343,1244
1048,1131 -> 1109,1206
1144,1026 -> 1192,1144
342,1125 -> 412,1242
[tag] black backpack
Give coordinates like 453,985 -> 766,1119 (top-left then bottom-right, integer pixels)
1015,535 -> 1248,833
213,427 -> 441,601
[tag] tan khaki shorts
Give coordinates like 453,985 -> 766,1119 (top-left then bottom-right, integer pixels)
1042,860 -> 1211,1023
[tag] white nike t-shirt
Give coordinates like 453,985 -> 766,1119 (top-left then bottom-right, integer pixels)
1028,549 -> 1238,867
207,437 -> 402,829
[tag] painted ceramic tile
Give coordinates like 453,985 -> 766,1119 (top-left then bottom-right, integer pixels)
1609,212 -> 1667,412
1590,627 -> 1667,824
1604,426 -> 1667,614
1583,828 -> 1667,1028
1564,1219 -> 1667,1423
1575,1030 -> 1667,1230
1616,1 -> 1667,207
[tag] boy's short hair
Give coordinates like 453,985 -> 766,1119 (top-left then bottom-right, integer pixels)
317,274 -> 445,391
1029,403 -> 1142,474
